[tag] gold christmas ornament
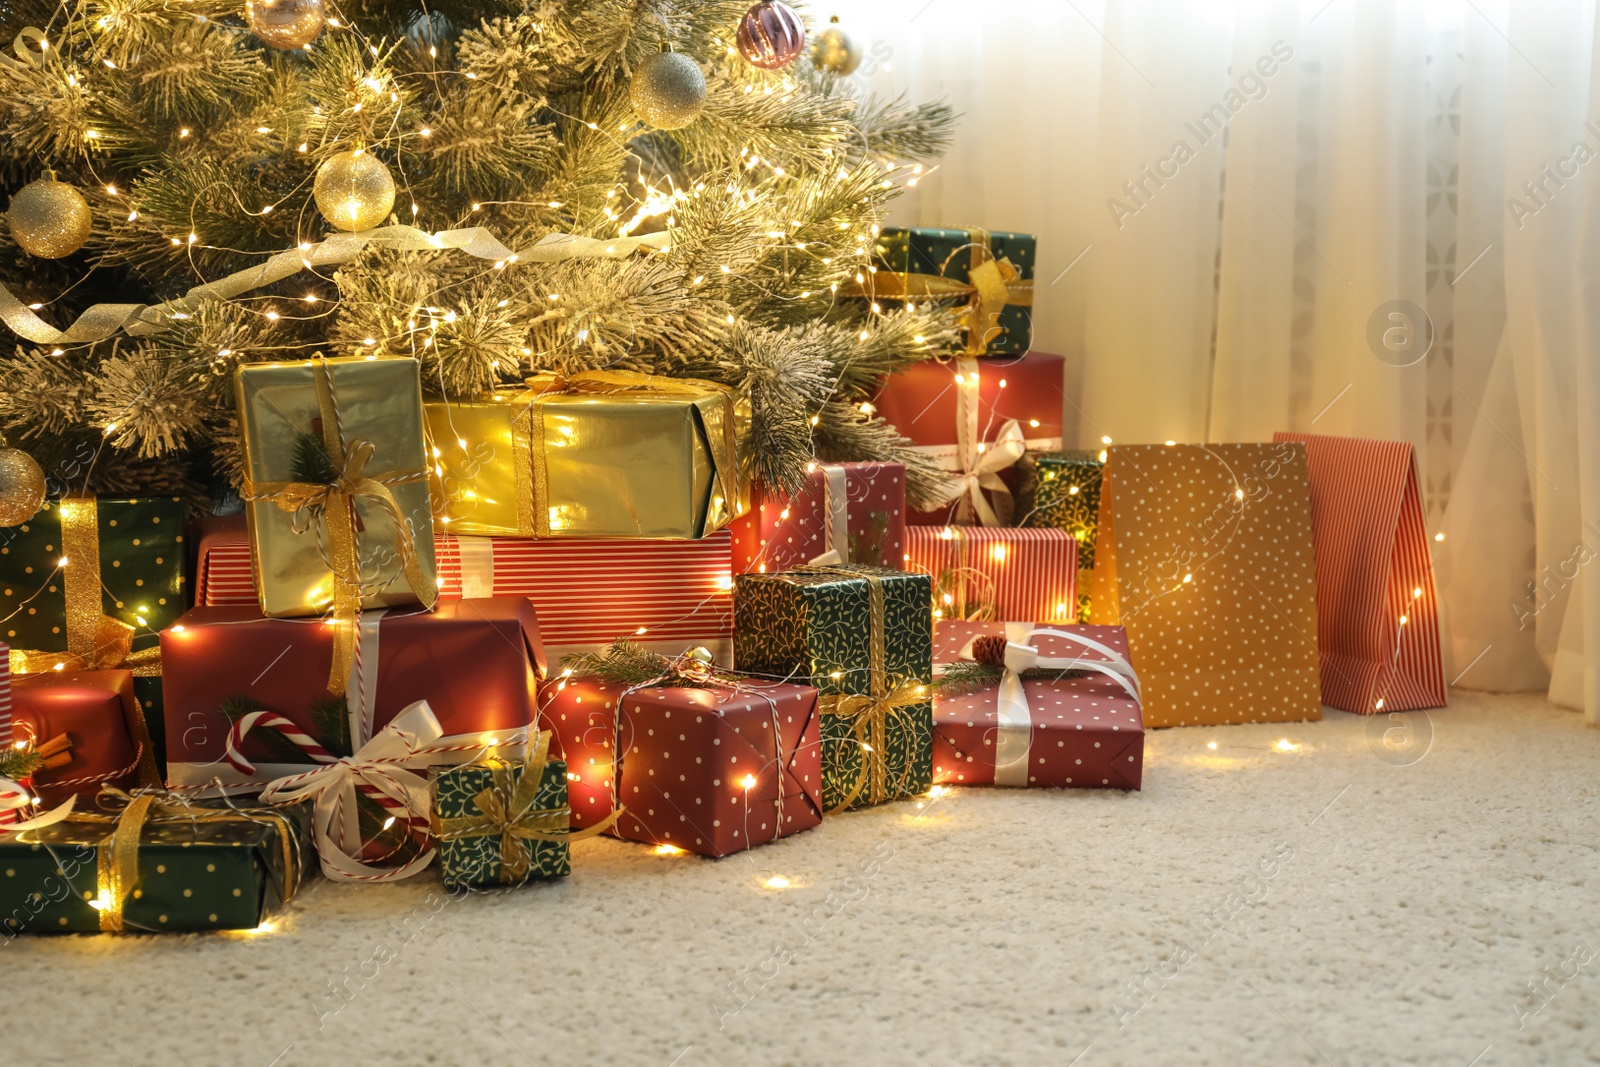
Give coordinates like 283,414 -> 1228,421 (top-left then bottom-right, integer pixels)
630,45 -> 707,131
811,15 -> 863,76
0,447 -> 46,527
245,0 -> 326,50
313,150 -> 396,232
7,177 -> 92,259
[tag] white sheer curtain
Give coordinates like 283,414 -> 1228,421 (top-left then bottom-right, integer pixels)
832,0 -> 1600,719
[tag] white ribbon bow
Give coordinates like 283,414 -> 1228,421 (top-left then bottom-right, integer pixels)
956,625 -> 1141,786
254,701 -> 451,883
926,418 -> 1028,527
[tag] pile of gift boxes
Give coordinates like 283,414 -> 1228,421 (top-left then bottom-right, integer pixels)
0,225 -> 1444,934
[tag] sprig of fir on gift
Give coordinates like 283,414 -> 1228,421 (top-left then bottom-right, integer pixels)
562,640 -> 735,689
933,635 -> 1094,697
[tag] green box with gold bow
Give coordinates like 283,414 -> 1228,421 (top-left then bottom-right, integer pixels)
733,565 -> 934,812
870,227 -> 1035,356
430,732 -> 582,891
1018,450 -> 1104,623
0,792 -> 311,935
0,496 -> 186,761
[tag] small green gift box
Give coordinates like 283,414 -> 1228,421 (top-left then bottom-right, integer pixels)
1019,451 -> 1104,622
0,792 -> 309,935
870,227 -> 1035,356
0,496 -> 187,763
734,565 -> 934,811
430,732 -> 577,891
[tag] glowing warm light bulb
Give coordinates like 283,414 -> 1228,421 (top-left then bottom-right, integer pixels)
739,774 -> 758,790
1412,588 -> 1423,599
57,556 -> 69,567
1206,741 -> 1217,750
653,844 -> 685,856
1101,435 -> 1112,445
1434,533 -> 1445,541
1274,739 -> 1297,752
927,785 -> 949,798
991,544 -> 1007,562
1182,573 -> 1193,584
171,624 -> 186,633
763,876 -> 791,889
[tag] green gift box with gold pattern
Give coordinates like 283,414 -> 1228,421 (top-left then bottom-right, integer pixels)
431,735 -> 575,891
870,227 -> 1035,356
1019,451 -> 1104,623
734,565 -> 933,812
0,795 -> 309,935
0,497 -> 187,762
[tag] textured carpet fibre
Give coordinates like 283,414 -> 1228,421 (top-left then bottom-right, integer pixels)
11,689 -> 1600,1067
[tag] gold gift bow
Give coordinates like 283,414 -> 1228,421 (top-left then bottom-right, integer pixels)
505,369 -> 742,538
795,566 -> 930,812
431,730 -> 620,884
855,228 -> 1033,356
1,220 -> 672,347
241,357 -> 439,695
9,787 -> 302,934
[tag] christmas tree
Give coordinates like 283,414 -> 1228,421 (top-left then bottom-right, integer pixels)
0,0 -> 957,505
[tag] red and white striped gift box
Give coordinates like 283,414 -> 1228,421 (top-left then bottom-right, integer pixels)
0,642 -> 17,827
1273,432 -> 1446,713
196,526 -> 734,655
904,526 -> 1077,624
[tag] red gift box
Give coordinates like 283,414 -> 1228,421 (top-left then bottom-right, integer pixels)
731,461 -> 906,573
906,525 -> 1078,624
872,352 -> 1065,526
538,678 -> 822,857
932,621 -> 1142,789
10,669 -> 163,806
161,598 -> 545,790
195,516 -> 732,658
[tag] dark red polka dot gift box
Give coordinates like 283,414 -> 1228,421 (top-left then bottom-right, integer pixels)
932,621 -> 1143,790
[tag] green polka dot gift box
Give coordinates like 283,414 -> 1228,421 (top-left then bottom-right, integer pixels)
0,794 -> 310,935
734,565 -> 933,812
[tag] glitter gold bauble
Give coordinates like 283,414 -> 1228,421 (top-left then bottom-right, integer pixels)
7,178 -> 92,259
0,447 -> 46,527
810,16 -> 862,76
630,47 -> 707,130
737,0 -> 806,71
245,0 -> 326,50
313,150 -> 396,232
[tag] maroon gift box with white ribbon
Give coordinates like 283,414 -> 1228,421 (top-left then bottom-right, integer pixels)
905,525 -> 1078,624
932,621 -> 1143,789
194,515 -> 733,658
730,461 -> 906,574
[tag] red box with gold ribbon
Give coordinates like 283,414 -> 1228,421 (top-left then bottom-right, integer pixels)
538,671 -> 822,857
870,352 -> 1064,527
932,621 -> 1143,789
905,525 -> 1078,625
160,597 -> 544,793
730,461 -> 907,574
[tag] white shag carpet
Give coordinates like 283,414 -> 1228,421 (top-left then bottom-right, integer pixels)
11,689 -> 1600,1067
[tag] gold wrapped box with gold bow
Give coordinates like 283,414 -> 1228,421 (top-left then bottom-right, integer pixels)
424,370 -> 746,540
860,227 -> 1035,357
236,356 -> 440,692
0,787 -> 311,934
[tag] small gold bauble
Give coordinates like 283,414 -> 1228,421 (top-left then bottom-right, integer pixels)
245,0 -> 326,50
630,48 -> 707,131
811,16 -> 863,76
685,646 -> 716,666
313,150 -> 395,232
7,179 -> 92,259
0,447 -> 47,527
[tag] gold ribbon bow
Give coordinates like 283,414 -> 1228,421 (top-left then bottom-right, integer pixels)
796,566 -> 930,812
241,357 -> 438,695
856,228 -> 1033,356
20,787 -> 302,934
507,369 -> 742,539
431,731 -> 619,884
8,496 -> 163,679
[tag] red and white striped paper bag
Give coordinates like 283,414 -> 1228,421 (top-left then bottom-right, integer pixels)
1273,432 -> 1445,714
904,526 -> 1077,624
196,518 -> 734,659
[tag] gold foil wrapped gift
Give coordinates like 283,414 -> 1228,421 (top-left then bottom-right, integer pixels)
425,370 -> 746,539
236,356 -> 439,691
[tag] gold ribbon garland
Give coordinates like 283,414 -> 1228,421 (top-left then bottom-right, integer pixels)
853,227 -> 1033,356
431,730 -> 620,884
240,357 -> 438,695
506,369 -> 741,538
18,787 -> 303,934
797,566 -> 930,812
